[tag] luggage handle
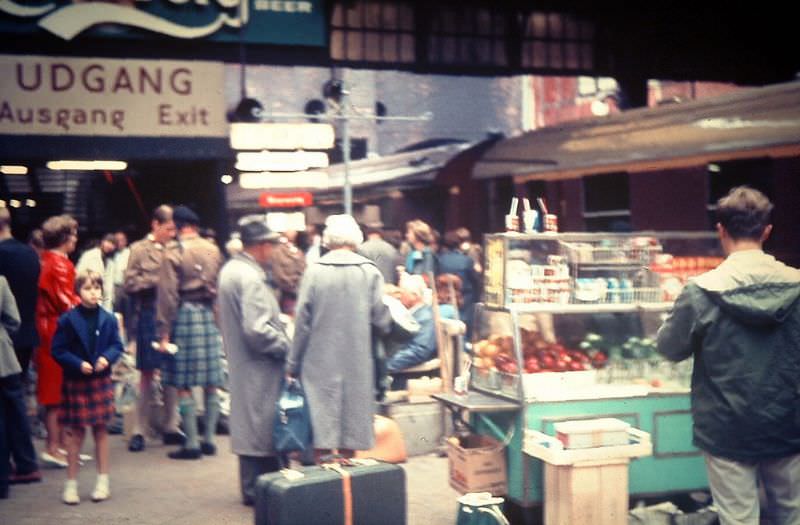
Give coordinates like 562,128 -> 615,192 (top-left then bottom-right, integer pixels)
478,506 -> 510,525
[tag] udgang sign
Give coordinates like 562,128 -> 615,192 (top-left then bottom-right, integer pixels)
0,0 -> 324,46
0,54 -> 228,137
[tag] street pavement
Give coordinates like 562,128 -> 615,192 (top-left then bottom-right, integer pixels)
2,433 -> 462,525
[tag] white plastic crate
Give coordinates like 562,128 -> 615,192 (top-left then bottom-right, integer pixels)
554,418 -> 631,449
523,427 -> 652,465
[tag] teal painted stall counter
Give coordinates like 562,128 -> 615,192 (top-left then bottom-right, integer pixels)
472,392 -> 708,506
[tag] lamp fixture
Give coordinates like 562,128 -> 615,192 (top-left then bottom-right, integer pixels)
47,160 -> 127,171
220,174 -> 234,185
0,165 -> 28,175
236,151 -> 329,172
239,171 -> 328,189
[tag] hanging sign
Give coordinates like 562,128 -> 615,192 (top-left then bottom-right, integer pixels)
0,0 -> 325,46
0,54 -> 227,137
259,191 -> 313,208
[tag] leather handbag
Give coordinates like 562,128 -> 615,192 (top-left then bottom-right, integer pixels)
273,378 -> 313,453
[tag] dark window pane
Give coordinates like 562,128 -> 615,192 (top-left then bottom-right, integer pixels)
583,173 -> 630,212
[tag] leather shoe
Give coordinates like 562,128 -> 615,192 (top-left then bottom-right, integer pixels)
163,431 -> 186,446
200,442 -> 216,456
128,434 -> 145,452
167,448 -> 202,460
9,470 -> 42,484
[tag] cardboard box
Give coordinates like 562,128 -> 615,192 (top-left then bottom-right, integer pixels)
447,434 -> 507,496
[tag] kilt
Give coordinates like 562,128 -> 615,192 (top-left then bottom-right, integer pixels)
162,302 -> 223,389
134,299 -> 162,371
59,375 -> 115,427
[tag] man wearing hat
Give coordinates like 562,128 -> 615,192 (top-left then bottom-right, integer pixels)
217,219 -> 290,505
156,205 -> 224,460
358,221 -> 400,285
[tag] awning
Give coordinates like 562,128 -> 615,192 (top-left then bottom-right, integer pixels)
473,81 -> 800,182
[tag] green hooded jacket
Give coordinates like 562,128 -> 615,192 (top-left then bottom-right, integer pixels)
656,249 -> 800,461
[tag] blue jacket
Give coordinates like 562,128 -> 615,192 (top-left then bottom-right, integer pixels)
387,304 -> 436,372
51,306 -> 124,379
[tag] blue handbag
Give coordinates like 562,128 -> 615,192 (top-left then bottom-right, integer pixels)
273,378 -> 313,453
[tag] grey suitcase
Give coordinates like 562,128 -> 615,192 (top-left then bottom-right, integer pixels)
255,459 -> 406,525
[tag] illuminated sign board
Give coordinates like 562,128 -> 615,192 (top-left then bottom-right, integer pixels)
0,0 -> 325,46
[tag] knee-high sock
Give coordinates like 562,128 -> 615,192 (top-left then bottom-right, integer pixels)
178,397 -> 198,450
203,392 -> 220,445
163,386 -> 180,433
132,379 -> 151,436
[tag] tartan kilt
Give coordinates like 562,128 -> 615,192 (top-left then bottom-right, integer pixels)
162,302 -> 223,389
59,375 -> 115,427
134,299 -> 162,371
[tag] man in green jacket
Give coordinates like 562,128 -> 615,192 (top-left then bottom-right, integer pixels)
657,186 -> 800,525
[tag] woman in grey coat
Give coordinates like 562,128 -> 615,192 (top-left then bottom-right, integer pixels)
287,215 -> 391,459
216,221 -> 290,505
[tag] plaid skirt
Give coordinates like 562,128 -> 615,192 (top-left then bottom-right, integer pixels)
135,299 -> 163,371
59,375 -> 115,427
162,302 -> 223,389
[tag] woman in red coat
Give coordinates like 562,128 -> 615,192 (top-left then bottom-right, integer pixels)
35,215 -> 79,467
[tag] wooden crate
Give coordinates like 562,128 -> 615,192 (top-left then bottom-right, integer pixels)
544,458 -> 630,525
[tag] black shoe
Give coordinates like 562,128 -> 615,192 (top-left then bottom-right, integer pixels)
9,470 -> 42,484
163,431 -> 186,446
200,442 -> 216,456
0,485 -> 8,499
128,434 -> 145,452
167,448 -> 202,460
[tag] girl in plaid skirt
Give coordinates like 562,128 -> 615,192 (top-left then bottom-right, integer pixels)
51,271 -> 123,505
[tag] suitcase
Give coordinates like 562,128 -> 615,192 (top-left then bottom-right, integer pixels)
255,459 -> 406,525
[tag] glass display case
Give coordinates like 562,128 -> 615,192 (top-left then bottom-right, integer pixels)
472,232 -> 721,402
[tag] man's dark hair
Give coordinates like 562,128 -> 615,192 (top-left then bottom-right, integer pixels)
442,230 -> 461,250
716,186 -> 773,240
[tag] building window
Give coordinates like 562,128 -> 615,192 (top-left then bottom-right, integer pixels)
582,172 -> 631,231
522,12 -> 595,71
330,1 -> 416,63
427,7 -> 509,66
577,76 -> 619,97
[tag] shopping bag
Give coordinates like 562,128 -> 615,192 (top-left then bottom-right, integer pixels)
456,492 -> 510,525
273,378 -> 313,453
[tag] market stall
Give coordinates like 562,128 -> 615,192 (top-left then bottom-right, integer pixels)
434,231 -> 722,519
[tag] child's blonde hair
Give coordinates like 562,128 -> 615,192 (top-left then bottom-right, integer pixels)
74,270 -> 103,294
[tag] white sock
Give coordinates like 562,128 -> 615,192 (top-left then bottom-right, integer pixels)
96,474 -> 109,487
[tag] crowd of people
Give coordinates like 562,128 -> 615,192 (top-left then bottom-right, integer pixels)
0,202 -> 483,506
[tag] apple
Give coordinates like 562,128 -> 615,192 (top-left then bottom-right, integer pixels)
524,357 -> 541,373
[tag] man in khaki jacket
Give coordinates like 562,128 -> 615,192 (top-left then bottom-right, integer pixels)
157,206 -> 223,460
123,205 -> 181,452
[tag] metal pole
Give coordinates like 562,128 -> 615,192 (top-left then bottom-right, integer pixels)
341,88 -> 352,215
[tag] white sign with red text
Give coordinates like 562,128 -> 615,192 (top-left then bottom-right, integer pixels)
0,54 -> 227,137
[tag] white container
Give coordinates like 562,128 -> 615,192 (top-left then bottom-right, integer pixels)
553,418 -> 631,449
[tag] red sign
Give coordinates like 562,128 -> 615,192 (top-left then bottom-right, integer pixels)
259,192 -> 313,208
